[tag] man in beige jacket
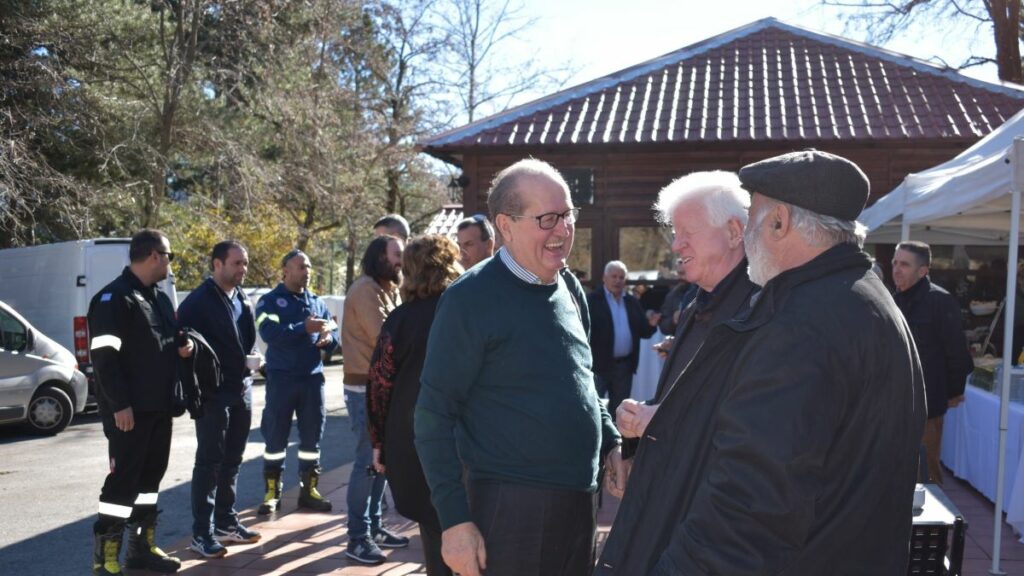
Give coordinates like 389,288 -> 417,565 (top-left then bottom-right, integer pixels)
341,234 -> 407,564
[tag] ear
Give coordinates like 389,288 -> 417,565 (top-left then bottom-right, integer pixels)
495,213 -> 514,243
726,218 -> 743,248
917,265 -> 929,280
772,203 -> 792,238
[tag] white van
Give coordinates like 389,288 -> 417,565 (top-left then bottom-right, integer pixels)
0,300 -> 88,434
0,239 -> 177,393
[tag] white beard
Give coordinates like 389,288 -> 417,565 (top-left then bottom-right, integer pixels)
743,210 -> 781,287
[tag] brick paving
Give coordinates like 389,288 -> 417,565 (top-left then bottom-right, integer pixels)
150,463 -> 1024,575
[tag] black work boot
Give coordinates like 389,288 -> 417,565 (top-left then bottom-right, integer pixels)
124,509 -> 181,573
92,521 -> 125,576
297,468 -> 332,511
257,469 -> 283,515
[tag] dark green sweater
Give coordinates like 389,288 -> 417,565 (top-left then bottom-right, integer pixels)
414,256 -> 620,530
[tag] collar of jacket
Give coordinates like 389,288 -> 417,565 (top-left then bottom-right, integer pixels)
894,275 -> 931,306
728,243 -> 870,333
121,266 -> 157,296
272,282 -> 311,303
204,277 -> 247,305
694,257 -> 750,315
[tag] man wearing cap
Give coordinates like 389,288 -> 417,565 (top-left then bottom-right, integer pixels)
596,150 -> 926,575
254,249 -> 339,516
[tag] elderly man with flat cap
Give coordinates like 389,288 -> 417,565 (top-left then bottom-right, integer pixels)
596,150 -> 926,576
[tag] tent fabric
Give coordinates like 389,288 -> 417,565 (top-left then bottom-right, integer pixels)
861,109 -> 1024,566
861,106 -> 1024,238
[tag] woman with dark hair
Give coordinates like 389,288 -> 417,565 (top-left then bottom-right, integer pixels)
367,235 -> 462,576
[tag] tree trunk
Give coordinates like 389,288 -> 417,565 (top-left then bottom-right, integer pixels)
345,218 -> 357,291
385,166 -> 400,212
987,0 -> 1023,83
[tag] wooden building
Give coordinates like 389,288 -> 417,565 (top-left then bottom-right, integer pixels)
419,18 -> 1024,284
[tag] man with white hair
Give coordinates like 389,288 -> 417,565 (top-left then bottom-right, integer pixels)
587,260 -> 658,416
614,171 -> 757,444
596,150 -> 926,575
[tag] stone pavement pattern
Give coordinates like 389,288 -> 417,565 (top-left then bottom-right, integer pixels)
150,464 -> 1024,575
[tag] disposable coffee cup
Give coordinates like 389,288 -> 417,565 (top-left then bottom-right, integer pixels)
913,484 -> 926,509
246,354 -> 262,370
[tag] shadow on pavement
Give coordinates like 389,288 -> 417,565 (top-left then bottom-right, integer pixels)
0,410 -> 357,576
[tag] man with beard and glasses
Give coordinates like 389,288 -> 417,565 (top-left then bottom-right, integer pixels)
255,250 -> 339,516
596,150 -> 926,575
342,235 -> 409,565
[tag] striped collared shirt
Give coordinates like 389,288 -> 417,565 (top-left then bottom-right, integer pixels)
498,246 -> 558,285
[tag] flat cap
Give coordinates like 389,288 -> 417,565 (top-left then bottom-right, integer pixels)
738,149 -> 869,221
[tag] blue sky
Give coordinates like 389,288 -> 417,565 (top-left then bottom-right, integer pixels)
506,0 -> 1001,106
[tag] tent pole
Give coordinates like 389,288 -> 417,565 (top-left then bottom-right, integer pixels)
900,180 -> 911,241
990,138 -> 1024,575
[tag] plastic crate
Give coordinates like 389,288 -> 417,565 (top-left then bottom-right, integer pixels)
907,485 -> 966,576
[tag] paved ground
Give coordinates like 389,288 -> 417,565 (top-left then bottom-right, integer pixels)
3,360 -> 1024,574
159,462 -> 621,575
0,363 -> 355,576
157,467 -> 1024,576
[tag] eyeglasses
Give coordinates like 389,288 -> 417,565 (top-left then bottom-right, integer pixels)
505,208 -> 580,230
156,251 -> 175,262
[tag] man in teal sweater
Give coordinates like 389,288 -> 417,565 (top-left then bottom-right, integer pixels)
415,159 -> 623,576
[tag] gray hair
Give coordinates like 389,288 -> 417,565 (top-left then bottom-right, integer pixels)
762,198 -> 867,248
654,171 -> 750,227
604,260 -> 627,275
487,158 -> 571,217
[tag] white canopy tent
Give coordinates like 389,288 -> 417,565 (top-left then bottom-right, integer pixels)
860,110 -> 1024,575
861,107 -> 1024,242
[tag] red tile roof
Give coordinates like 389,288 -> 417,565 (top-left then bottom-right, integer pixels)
422,205 -> 464,238
422,18 -> 1024,151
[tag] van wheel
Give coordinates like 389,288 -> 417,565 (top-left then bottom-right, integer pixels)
26,384 -> 73,435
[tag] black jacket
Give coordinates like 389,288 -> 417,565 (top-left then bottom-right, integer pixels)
894,277 -> 972,419
658,283 -> 697,336
177,278 -> 257,399
367,294 -> 443,532
587,288 -> 656,376
596,244 -> 926,576
87,267 -> 180,414
179,328 -> 221,418
652,261 -> 758,404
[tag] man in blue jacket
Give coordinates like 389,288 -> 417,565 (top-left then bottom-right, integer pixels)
178,240 -> 262,558
255,249 -> 340,515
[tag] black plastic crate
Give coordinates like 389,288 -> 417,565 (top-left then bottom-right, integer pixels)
908,485 -> 966,576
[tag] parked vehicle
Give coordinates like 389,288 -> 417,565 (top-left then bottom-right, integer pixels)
0,300 -> 88,434
0,239 -> 177,396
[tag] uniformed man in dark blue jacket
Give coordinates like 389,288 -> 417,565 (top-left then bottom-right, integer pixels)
255,249 -> 339,515
178,240 -> 263,558
88,229 -> 193,576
